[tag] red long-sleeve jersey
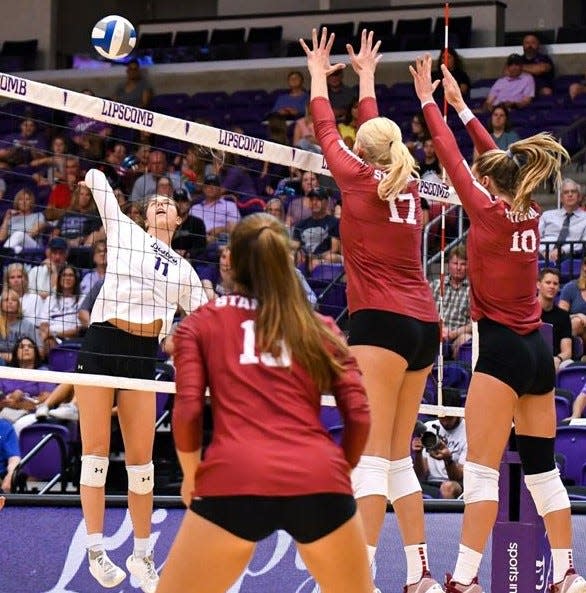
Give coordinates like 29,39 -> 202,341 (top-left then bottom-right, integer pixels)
422,102 -> 542,335
172,294 -> 370,496
311,97 -> 438,322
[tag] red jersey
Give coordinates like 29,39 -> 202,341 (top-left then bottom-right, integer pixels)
172,294 -> 370,497
312,97 -> 438,322
423,103 -> 542,335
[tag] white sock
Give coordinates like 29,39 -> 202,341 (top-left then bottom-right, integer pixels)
552,549 -> 574,584
86,532 -> 103,552
367,545 -> 377,566
133,537 -> 150,558
452,544 -> 483,585
405,544 -> 428,585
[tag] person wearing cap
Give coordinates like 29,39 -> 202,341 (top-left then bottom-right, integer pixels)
189,174 -> 240,251
326,68 -> 357,121
292,187 -> 342,273
484,53 -> 535,112
171,189 -> 206,262
27,237 -> 69,299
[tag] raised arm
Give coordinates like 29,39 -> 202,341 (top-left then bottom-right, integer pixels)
84,169 -> 122,234
440,63 -> 497,155
347,29 -> 382,125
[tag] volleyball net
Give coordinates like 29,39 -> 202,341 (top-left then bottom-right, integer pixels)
0,71 -> 466,422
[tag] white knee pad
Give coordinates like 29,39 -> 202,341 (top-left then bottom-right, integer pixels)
463,461 -> 499,504
80,455 -> 109,488
127,462 -> 154,495
524,468 -> 570,517
387,457 -> 422,503
351,455 -> 390,500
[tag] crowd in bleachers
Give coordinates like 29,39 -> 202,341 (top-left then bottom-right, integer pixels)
1,30 -> 586,498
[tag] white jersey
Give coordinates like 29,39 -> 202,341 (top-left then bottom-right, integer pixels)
423,418 -> 467,483
85,169 -> 207,341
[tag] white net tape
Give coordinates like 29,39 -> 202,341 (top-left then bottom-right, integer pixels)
0,72 -> 462,205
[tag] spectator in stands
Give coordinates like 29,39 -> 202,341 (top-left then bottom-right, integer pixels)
338,97 -> 359,149
27,237 -> 69,298
293,187 -> 342,273
155,175 -> 174,198
52,183 -> 104,249
113,59 -> 153,109
430,244 -> 472,359
293,102 -> 321,153
326,68 -> 357,120
105,142 -> 127,170
35,383 -> 79,423
0,337 -> 53,426
0,419 -> 20,494
412,390 -> 467,499
486,105 -> 520,150
201,245 -> 234,300
189,174 -> 240,248
3,263 -> 46,329
285,170 -> 320,228
405,111 -> 430,159
0,288 -> 40,364
122,201 -> 145,228
179,145 -> 206,196
521,33 -> 554,96
539,178 -> 586,263
213,152 -> 258,201
45,157 -> 83,222
484,53 -> 535,111
566,386 -> 586,421
270,70 -> 308,118
78,276 -> 104,330
80,240 -> 107,296
432,47 -> 470,101
39,264 -> 83,352
31,135 -> 70,187
170,188 -> 206,262
568,72 -> 586,102
130,151 -> 180,202
537,267 -> 572,373
418,137 -> 441,178
0,117 -> 47,170
0,187 -> 45,253
558,255 -> 586,344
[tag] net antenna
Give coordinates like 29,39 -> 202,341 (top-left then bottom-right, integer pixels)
436,1 -> 451,418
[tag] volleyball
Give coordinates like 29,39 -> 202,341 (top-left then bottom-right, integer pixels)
91,15 -> 137,60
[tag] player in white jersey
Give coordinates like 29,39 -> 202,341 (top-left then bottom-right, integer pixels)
75,169 -> 207,593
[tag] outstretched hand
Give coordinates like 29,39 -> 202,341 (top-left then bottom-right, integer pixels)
299,28 -> 346,78
347,29 -> 382,76
440,64 -> 467,111
409,54 -> 440,103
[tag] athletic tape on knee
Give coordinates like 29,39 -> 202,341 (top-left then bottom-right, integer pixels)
80,455 -> 109,488
351,455 -> 390,500
387,457 -> 422,503
127,462 -> 154,495
524,468 -> 570,517
463,462 -> 499,504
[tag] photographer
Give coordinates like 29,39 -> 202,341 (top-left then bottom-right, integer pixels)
412,391 -> 467,499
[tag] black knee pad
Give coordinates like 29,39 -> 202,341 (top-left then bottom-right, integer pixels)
515,435 -> 556,475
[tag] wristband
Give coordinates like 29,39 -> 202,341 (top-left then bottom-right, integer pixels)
458,108 -> 474,125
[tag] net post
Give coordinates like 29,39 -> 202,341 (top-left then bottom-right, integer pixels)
491,430 -> 552,593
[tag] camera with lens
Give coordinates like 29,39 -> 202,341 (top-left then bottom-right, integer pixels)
414,420 -> 442,452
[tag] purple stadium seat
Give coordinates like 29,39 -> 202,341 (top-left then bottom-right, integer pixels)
582,463 -> 586,486
48,343 -> 81,372
15,423 -> 70,493
310,263 -> 345,283
456,340 -> 473,365
555,396 -> 571,424
556,365 -> 586,398
555,426 -> 586,485
560,258 -> 582,282
320,405 -> 343,445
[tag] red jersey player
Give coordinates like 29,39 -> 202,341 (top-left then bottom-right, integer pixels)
302,28 -> 441,593
158,213 -> 374,593
411,54 -> 584,593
